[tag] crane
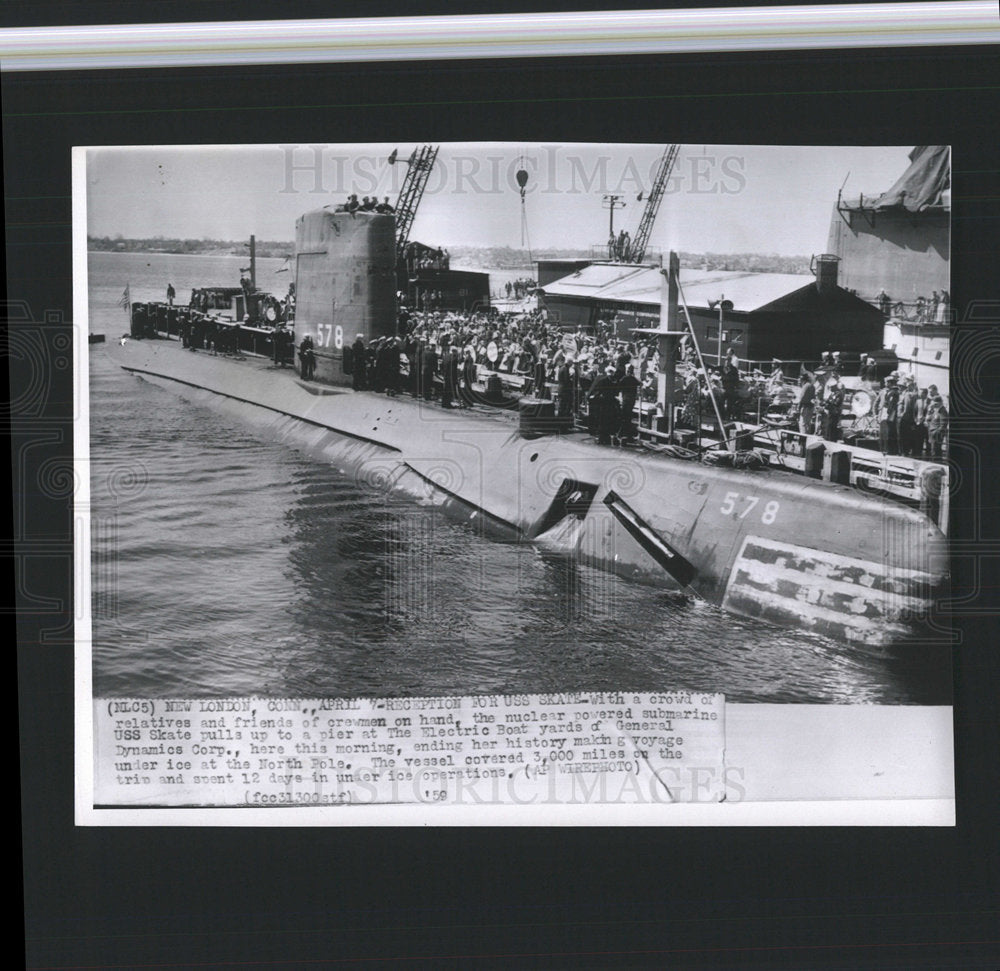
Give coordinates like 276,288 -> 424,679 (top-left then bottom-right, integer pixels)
628,144 -> 681,264
391,145 -> 439,262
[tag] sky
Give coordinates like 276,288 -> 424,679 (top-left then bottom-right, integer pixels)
85,142 -> 916,256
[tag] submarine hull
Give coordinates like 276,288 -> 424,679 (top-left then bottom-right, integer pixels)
107,336 -> 948,650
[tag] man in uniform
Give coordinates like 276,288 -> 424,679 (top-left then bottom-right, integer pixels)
796,374 -> 816,436
859,355 -> 879,388
459,347 -> 478,407
721,352 -> 741,421
440,339 -> 459,408
926,394 -> 948,460
272,323 -> 287,367
875,374 -> 900,454
913,387 -> 930,458
896,375 -> 918,456
420,339 -> 438,401
618,364 -> 641,441
555,356 -> 574,420
588,365 -> 619,445
821,375 -> 844,442
351,334 -> 367,390
298,333 -> 315,380
381,337 -> 401,396
532,355 -> 550,399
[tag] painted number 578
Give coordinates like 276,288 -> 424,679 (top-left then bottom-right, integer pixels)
720,492 -> 779,524
317,323 -> 344,349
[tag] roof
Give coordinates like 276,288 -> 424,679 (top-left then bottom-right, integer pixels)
539,263 -> 818,314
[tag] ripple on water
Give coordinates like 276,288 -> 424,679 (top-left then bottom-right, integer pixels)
88,337 -> 950,703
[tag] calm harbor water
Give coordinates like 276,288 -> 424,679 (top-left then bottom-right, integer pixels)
87,251 -> 950,703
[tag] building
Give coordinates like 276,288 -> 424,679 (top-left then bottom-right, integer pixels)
536,258 -> 594,288
398,240 -> 490,312
538,260 -> 885,370
827,145 -> 950,304
827,145 -> 951,395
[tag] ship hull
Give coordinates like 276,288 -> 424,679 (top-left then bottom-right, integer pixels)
106,337 -> 948,650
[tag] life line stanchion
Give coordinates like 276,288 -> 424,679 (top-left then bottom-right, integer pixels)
676,281 -> 732,454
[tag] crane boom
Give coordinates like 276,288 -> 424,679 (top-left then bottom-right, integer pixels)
394,145 -> 439,261
630,144 -> 680,264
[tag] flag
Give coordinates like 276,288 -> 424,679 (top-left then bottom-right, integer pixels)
117,284 -> 130,311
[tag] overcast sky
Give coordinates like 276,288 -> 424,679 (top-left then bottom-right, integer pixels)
85,142 -> 915,255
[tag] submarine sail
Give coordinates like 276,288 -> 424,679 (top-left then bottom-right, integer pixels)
294,208 -> 397,386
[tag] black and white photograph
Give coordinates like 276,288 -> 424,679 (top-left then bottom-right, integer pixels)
79,140 -> 954,821
12,5 -> 1000,968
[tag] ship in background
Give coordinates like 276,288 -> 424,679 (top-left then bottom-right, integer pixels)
112,144 -> 950,651
827,145 -> 951,396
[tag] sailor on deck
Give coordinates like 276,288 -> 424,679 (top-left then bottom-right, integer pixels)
618,364 -> 640,441
588,365 -> 619,445
875,374 -> 900,454
299,334 -> 316,380
351,335 -> 367,391
796,374 -> 816,436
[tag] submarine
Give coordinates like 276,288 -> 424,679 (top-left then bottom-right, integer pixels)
111,207 -> 949,650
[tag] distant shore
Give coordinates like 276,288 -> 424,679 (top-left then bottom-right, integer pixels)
89,238 -> 812,275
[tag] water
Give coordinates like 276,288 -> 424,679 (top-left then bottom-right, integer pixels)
87,252 -> 951,703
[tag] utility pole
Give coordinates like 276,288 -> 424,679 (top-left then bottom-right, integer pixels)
717,295 -> 724,367
655,251 -> 686,442
602,194 -> 626,241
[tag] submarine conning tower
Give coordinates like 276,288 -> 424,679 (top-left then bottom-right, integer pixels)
294,208 -> 397,386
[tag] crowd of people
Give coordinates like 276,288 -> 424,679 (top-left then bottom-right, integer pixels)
608,229 -> 633,262
788,356 -> 948,459
333,194 -> 396,215
875,287 -> 950,323
870,372 -> 948,460
308,308 -> 949,459
329,309 -> 660,442
404,246 -> 450,272
502,278 -> 537,300
412,289 -> 446,311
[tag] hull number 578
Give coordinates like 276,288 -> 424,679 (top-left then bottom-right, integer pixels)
720,492 -> 779,524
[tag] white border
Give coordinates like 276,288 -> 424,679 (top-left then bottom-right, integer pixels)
73,150 -> 96,822
79,800 -> 955,827
74,143 -> 955,827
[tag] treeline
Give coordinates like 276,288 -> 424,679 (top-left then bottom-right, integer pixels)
88,236 -> 294,258
450,245 -> 546,268
450,245 -> 813,275
90,236 -> 811,274
679,251 -> 811,274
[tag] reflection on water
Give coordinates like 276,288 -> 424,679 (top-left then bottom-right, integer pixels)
88,252 -> 951,704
